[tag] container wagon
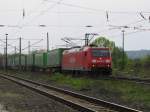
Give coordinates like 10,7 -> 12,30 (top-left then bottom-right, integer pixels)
34,52 -> 47,71
47,48 -> 67,72
26,54 -> 35,71
13,54 -> 27,70
0,55 -> 4,69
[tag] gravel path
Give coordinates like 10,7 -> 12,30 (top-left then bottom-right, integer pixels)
0,77 -> 78,112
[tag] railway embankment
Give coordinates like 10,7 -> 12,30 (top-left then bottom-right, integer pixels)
1,70 -> 150,112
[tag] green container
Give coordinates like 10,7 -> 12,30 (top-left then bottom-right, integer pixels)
47,48 -> 66,68
43,52 -> 48,67
7,56 -> 11,67
15,55 -> 19,66
21,55 -> 26,66
14,55 -> 26,66
8,55 -> 14,67
27,54 -> 35,66
35,52 -> 47,68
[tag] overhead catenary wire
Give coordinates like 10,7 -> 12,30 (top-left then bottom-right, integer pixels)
0,1 -> 150,53
13,0 -> 47,29
22,39 -> 44,51
1,0 -> 150,29
1,0 -> 149,15
105,17 -> 149,37
97,19 -> 146,34
16,0 -> 150,29
8,39 -> 19,46
0,37 -> 44,54
45,0 -> 104,12
20,0 -> 63,28
46,0 -> 150,14
106,29 -> 149,39
1,0 -> 149,30
0,38 -> 19,50
27,0 -> 48,17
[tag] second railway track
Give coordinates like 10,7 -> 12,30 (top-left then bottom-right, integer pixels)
109,76 -> 150,85
0,73 -> 142,112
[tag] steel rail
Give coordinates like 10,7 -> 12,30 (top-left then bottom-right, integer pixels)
109,76 -> 150,85
0,73 -> 142,112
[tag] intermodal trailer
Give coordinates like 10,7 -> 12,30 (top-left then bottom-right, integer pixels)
0,55 -> 4,69
26,53 -> 35,70
34,52 -> 47,70
14,54 -> 27,69
47,48 -> 67,72
8,55 -> 15,69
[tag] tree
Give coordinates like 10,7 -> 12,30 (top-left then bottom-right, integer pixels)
112,47 -> 128,69
141,55 -> 150,68
91,37 -> 115,49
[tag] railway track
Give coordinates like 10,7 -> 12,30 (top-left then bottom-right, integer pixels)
109,76 -> 150,85
7,71 -> 150,85
0,73 -> 142,112
2,71 -> 150,85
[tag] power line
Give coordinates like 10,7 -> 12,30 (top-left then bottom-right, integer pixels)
46,0 -> 104,13
109,11 -> 150,14
22,39 -> 43,51
0,38 -> 19,50
22,38 -> 44,40
21,0 -> 63,28
27,0 -> 47,17
108,30 -> 148,38
125,20 -> 145,26
14,0 -> 47,29
8,39 -> 19,46
97,20 -> 144,34
46,0 -> 150,14
0,24 -> 110,28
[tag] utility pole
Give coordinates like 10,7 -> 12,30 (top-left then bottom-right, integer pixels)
5,34 -> 8,71
4,47 -> 6,70
85,33 -> 89,46
14,46 -> 16,55
28,41 -> 30,54
14,46 -> 16,66
19,37 -> 22,70
122,30 -> 125,70
47,32 -> 49,52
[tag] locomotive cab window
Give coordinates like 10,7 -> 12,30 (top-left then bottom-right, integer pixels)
92,49 -> 110,57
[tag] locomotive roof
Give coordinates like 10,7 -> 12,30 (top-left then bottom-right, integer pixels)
63,46 -> 110,54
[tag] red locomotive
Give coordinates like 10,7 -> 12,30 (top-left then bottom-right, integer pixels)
62,46 -> 112,75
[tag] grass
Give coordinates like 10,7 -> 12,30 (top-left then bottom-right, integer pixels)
50,73 -> 94,90
97,79 -> 150,102
113,67 -> 150,79
50,73 -> 150,109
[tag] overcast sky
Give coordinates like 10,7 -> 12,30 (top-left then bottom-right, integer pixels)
0,0 -> 150,54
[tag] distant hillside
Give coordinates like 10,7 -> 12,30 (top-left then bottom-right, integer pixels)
126,50 -> 150,59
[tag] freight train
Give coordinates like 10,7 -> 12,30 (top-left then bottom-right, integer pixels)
0,46 -> 112,75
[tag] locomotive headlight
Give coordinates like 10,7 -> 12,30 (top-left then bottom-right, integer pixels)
92,59 -> 96,63
105,60 -> 110,63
